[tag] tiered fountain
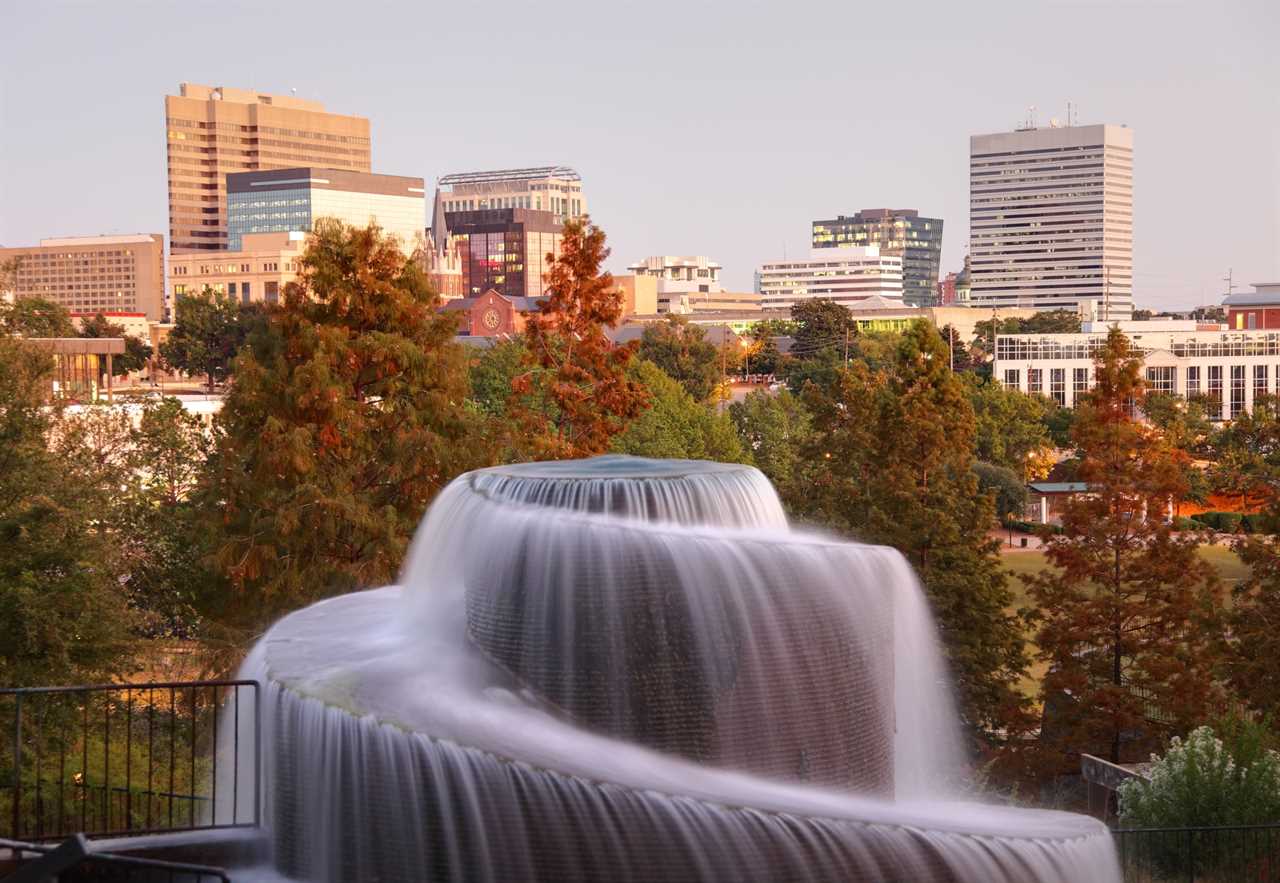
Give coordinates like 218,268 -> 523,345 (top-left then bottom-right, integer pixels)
233,456 -> 1120,882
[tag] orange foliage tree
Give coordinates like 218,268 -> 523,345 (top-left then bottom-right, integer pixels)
1027,328 -> 1224,769
512,219 -> 647,459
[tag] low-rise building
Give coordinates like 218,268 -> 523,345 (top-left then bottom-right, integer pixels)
611,275 -> 659,317
1,234 -> 166,320
626,256 -> 723,294
663,291 -> 762,314
991,320 -> 1278,419
442,289 -> 542,338
1223,283 -> 1280,330
755,247 -> 903,309
168,231 -> 306,307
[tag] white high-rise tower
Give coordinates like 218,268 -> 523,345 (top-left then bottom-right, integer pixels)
968,123 -> 1133,319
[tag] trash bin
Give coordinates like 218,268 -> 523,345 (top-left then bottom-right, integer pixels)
1020,538 -> 1028,548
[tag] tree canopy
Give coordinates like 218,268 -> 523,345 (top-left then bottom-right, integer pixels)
611,360 -> 749,463
160,288 -> 265,389
511,219 -> 647,459
637,315 -> 723,402
206,220 -> 485,630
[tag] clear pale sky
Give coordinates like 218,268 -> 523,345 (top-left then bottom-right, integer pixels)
1,0 -> 1276,310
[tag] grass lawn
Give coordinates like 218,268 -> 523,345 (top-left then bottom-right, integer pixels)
1001,542 -> 1249,697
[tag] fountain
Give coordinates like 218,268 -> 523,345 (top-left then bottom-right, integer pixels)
233,456 -> 1120,882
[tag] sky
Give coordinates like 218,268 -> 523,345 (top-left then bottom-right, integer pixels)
1,0 -> 1277,310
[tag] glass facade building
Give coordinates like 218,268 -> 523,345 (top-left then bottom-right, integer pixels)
448,209 -> 564,299
812,209 -> 943,307
226,168 -> 425,253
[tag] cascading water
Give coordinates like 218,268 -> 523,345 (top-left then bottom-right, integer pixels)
233,455 -> 1120,882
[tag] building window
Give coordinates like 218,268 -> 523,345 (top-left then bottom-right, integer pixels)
1073,367 -> 1089,397
1255,365 -> 1269,401
1003,369 -> 1020,389
1028,368 -> 1043,395
242,282 -> 251,304
1186,366 -> 1200,398
1145,366 -> 1175,396
1207,366 -> 1223,420
228,282 -> 237,296
1231,365 -> 1246,418
1050,368 -> 1066,406
265,281 -> 279,303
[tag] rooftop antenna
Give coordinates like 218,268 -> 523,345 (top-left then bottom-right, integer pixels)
1224,268 -> 1237,297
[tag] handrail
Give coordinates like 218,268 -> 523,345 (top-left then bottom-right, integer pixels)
0,834 -> 232,881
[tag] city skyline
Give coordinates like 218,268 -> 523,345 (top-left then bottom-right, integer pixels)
1,0 -> 1276,310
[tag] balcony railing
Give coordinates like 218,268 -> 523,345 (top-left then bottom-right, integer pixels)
0,680 -> 259,842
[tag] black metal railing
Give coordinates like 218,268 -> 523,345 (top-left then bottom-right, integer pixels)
1,834 -> 231,881
0,681 -> 259,842
1114,823 -> 1280,881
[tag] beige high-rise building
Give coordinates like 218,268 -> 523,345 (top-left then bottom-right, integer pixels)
1,234 -> 166,320
165,83 -> 371,254
969,123 -> 1133,319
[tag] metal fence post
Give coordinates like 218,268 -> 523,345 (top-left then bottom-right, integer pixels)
11,692 -> 22,839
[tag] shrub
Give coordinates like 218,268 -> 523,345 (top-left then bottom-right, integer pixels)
1219,512 -> 1244,533
1172,516 -> 1198,531
1118,720 -> 1280,877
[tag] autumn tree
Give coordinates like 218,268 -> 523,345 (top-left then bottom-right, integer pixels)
611,360 -> 748,463
205,220 -> 485,631
637,315 -> 723,402
512,219 -> 647,459
1027,328 -> 1224,770
788,320 -> 1032,749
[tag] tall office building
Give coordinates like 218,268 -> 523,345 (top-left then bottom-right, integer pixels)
1,234 -> 166,320
811,210 -> 943,307
447,208 -> 564,300
164,83 -> 371,253
755,247 -> 903,309
969,123 -> 1133,318
226,168 -> 425,252
437,167 -> 586,226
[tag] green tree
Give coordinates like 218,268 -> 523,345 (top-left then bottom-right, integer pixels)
0,338 -> 134,685
964,374 -> 1053,477
974,461 -> 1028,523
637,316 -> 723,402
790,298 -> 852,357
160,288 -> 265,389
79,312 -> 153,378
512,219 -> 647,459
2,296 -> 75,338
789,320 -> 1032,748
1206,394 -> 1280,511
206,220 -> 485,631
1027,329 -> 1224,769
729,388 -> 813,490
611,360 -> 749,463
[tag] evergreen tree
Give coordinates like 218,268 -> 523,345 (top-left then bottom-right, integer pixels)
206,221 -> 485,629
611,360 -> 748,463
788,320 -> 1032,749
512,219 -> 647,458
637,315 -> 723,402
1027,328 -> 1224,769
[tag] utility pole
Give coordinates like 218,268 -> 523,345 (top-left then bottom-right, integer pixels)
844,328 -> 850,364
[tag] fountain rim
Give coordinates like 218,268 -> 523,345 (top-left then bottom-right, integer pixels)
473,454 -> 760,482
458,473 -> 893,554
259,588 -> 1110,847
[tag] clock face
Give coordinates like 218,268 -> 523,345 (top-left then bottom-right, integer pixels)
482,308 -> 501,330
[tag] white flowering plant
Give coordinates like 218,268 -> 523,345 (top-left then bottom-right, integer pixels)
1117,719 -> 1280,877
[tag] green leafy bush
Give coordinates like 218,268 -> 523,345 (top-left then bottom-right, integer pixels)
1118,721 -> 1280,877
1171,516 -> 1198,531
